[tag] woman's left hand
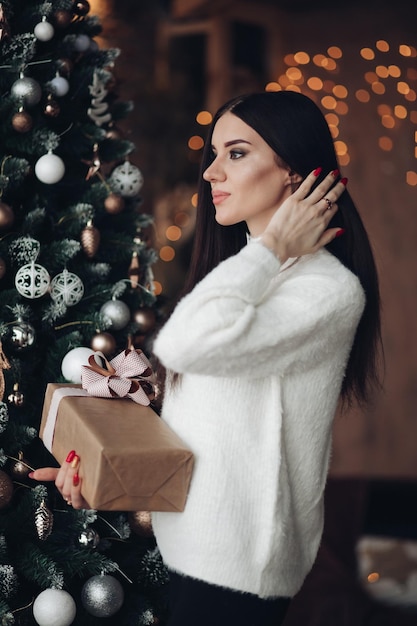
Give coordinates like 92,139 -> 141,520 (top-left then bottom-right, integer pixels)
260,168 -> 347,263
29,450 -> 90,509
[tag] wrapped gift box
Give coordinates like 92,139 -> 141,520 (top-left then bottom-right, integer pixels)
39,383 -> 194,512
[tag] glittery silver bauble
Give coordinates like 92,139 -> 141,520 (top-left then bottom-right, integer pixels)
8,319 -> 36,351
51,269 -> 84,306
11,77 -> 42,107
15,261 -> 50,299
100,299 -> 130,330
78,527 -> 100,548
33,588 -> 76,626
81,575 -> 124,618
109,161 -> 143,198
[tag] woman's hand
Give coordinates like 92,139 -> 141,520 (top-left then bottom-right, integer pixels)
260,168 -> 347,263
29,450 -> 91,509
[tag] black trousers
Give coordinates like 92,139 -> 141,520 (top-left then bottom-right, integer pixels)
166,571 -> 291,626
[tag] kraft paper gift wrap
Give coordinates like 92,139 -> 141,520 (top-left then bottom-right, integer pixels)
39,383 -> 194,511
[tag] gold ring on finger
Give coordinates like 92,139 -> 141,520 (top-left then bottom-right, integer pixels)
324,197 -> 333,210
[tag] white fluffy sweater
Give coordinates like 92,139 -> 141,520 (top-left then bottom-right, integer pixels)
152,240 -> 365,599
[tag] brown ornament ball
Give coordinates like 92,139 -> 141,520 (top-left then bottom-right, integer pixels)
0,257 -> 6,279
0,202 -> 14,231
133,308 -> 156,334
44,98 -> 60,118
104,193 -> 125,215
90,332 -> 117,356
73,0 -> 90,17
12,110 -> 33,133
53,9 -> 72,28
128,511 -> 154,538
106,126 -> 121,140
0,470 -> 13,509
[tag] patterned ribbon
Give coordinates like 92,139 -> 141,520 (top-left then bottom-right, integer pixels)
81,348 -> 156,405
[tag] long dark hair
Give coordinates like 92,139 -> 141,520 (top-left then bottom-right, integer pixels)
176,91 -> 382,407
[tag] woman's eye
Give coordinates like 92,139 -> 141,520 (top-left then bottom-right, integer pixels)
229,150 -> 245,160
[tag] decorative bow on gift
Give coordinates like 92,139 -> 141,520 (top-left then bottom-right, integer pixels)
81,348 -> 156,405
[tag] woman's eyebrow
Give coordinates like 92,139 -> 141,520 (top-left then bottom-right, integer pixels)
211,139 -> 252,150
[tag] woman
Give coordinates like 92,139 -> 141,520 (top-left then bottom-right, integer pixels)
32,91 -> 382,626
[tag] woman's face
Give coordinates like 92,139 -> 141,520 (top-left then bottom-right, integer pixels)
203,112 -> 293,236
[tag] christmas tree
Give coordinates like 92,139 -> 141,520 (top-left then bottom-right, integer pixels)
0,1 -> 169,624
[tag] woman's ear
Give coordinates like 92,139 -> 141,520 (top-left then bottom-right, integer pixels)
287,169 -> 303,192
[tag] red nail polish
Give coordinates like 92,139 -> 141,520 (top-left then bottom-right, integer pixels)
313,167 -> 322,176
340,177 -> 348,185
66,450 -> 76,463
332,169 -> 340,178
335,228 -> 345,238
73,472 -> 80,487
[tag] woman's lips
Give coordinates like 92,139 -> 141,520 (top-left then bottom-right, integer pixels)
212,191 -> 230,205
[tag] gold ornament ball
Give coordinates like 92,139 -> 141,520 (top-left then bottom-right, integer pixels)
0,470 -> 13,509
128,511 -> 154,537
12,111 -> 33,133
8,384 -> 24,407
133,308 -> 156,334
104,193 -> 125,215
90,332 -> 117,356
0,257 -> 6,279
0,202 -> 14,231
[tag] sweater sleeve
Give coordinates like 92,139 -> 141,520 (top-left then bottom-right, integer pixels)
153,240 -> 365,378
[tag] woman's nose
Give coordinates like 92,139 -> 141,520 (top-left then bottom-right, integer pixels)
203,159 -> 225,182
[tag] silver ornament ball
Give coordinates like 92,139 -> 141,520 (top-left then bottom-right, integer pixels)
100,299 -> 130,330
11,77 -> 42,107
79,527 -> 100,548
9,320 -> 36,350
81,574 -> 124,618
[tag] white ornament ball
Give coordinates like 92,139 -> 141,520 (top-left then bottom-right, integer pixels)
35,153 -> 65,184
100,299 -> 130,330
61,347 -> 95,383
15,261 -> 50,299
81,574 -> 124,618
33,588 -> 76,626
34,20 -> 55,42
109,161 -> 144,198
11,77 -> 42,107
51,269 -> 84,306
50,76 -> 70,97
74,34 -> 91,52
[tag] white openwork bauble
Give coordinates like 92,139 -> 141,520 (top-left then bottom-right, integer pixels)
109,161 -> 143,198
15,261 -> 50,299
51,270 -> 84,306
